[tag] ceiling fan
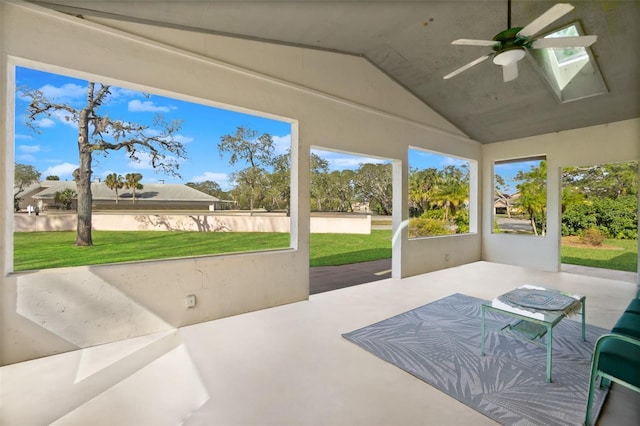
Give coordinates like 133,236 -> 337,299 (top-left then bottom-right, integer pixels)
443,1 -> 597,82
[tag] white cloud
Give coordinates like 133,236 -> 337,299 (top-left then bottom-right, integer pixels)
128,99 -> 172,112
35,117 -> 56,128
52,110 -> 77,127
109,87 -> 141,101
331,156 -> 387,170
17,154 -> 36,162
173,134 -> 194,144
18,145 -> 41,153
272,134 -> 291,155
192,172 -> 232,190
442,156 -> 468,167
127,152 -> 156,170
45,162 -> 78,178
38,83 -> 87,103
15,134 -> 32,140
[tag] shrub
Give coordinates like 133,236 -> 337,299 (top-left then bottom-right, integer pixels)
580,227 -> 605,246
561,196 -> 637,239
408,218 -> 453,238
421,208 -> 446,221
453,209 -> 469,234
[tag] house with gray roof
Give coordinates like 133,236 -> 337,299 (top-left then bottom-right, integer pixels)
20,180 -> 235,211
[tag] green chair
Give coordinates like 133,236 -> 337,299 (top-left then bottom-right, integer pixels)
585,294 -> 640,425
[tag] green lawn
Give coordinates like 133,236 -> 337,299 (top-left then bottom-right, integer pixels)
13,231 -> 636,273
561,239 -> 638,272
13,230 -> 392,271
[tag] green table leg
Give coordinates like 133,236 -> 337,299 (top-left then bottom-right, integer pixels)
546,325 -> 553,383
481,305 -> 486,356
581,297 -> 586,342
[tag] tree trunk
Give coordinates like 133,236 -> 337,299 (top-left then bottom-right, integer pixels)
74,108 -> 93,246
529,209 -> 538,236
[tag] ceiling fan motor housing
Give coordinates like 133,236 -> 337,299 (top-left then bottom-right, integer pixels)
492,27 -> 532,51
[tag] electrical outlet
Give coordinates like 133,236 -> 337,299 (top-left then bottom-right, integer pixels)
186,294 -> 196,308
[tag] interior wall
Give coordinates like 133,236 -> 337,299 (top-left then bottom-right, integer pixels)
0,1 -> 481,365
482,118 -> 640,274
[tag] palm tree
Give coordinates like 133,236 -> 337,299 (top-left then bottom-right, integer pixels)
124,173 -> 143,204
433,165 -> 469,222
409,168 -> 441,216
514,161 -> 547,236
104,173 -> 124,204
54,188 -> 77,210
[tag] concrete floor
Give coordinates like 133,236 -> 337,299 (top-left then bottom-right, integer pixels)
2,261 -> 639,425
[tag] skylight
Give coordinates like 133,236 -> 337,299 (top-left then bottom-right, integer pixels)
529,22 -> 607,103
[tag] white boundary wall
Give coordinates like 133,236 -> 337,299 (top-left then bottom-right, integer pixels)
13,213 -> 372,234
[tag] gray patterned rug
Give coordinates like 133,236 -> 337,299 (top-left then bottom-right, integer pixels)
343,293 -> 609,426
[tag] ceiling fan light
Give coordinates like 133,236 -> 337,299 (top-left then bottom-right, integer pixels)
493,48 -> 526,66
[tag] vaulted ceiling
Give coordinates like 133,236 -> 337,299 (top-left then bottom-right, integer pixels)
31,1 -> 640,143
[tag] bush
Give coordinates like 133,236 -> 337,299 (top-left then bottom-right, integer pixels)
421,208 -> 446,221
580,227 -> 605,246
453,209 -> 469,234
562,196 -> 637,239
408,218 -> 454,238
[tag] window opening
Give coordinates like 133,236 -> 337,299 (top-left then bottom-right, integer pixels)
13,65 -> 293,271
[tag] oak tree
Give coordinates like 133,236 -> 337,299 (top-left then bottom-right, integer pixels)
23,81 -> 186,246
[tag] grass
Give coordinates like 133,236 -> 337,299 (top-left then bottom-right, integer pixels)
13,230 -> 636,273
310,231 -> 392,267
13,230 -> 392,271
561,238 -> 638,272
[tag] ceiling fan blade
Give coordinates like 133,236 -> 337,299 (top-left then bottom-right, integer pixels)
443,55 -> 491,79
531,35 -> 597,49
502,62 -> 519,82
518,3 -> 575,37
451,39 -> 498,47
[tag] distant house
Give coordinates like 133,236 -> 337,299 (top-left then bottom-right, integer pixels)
494,192 -> 521,215
17,180 -> 235,211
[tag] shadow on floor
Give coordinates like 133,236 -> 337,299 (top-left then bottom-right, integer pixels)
311,260 -> 637,295
310,258 -> 391,294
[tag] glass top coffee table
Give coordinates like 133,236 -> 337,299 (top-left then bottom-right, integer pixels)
481,285 -> 585,382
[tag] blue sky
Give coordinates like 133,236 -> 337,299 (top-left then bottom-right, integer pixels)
15,66 -> 519,191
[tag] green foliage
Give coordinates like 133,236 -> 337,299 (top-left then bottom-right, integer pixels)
14,163 -> 41,211
409,164 -> 469,221
580,227 -> 605,246
408,218 -> 453,238
186,180 -> 225,198
124,173 -> 144,203
514,160 -> 547,236
453,209 -> 470,234
353,163 -> 393,215
561,196 -> 637,239
563,162 -> 638,199
421,208 -> 445,220
218,126 -> 275,211
105,173 -> 125,203
45,175 -> 60,180
53,189 -> 77,210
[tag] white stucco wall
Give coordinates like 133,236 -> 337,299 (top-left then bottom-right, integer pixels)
13,212 -> 372,234
482,118 -> 640,273
1,1 -> 481,364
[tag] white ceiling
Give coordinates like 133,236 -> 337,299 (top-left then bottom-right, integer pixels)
31,0 -> 640,143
